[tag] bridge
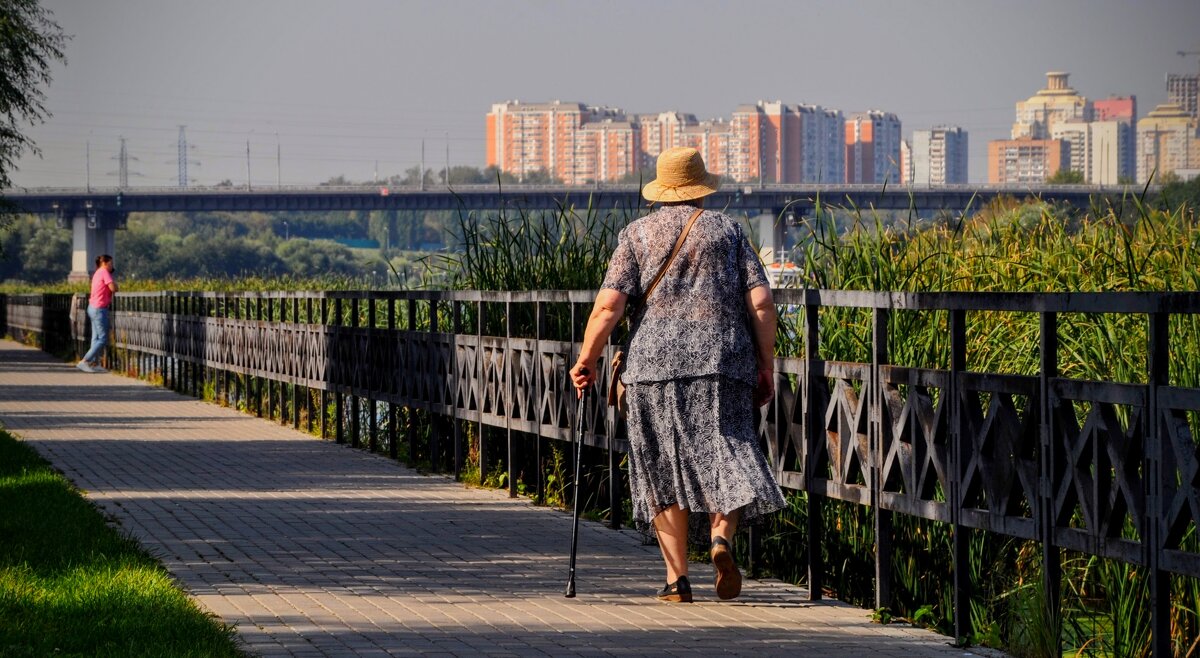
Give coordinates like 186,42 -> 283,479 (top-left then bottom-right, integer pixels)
3,183 -> 1152,281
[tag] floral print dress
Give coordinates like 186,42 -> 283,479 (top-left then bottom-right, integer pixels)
601,204 -> 786,536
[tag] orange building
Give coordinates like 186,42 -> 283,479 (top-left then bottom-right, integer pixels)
845,111 -> 902,184
488,99 -> 848,184
486,100 -> 632,184
987,138 -> 1069,184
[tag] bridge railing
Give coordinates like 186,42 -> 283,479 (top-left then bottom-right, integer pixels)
7,288 -> 1200,654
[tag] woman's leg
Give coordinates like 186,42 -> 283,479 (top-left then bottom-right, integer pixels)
652,504 -> 690,582
83,306 -> 106,363
709,508 -> 740,543
710,507 -> 743,600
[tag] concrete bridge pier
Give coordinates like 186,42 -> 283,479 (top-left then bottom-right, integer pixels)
754,208 -> 805,263
58,206 -> 126,283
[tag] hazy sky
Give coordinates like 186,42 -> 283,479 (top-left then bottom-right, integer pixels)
12,0 -> 1200,187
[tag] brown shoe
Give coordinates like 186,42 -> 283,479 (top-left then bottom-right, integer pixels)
711,537 -> 742,600
657,575 -> 693,603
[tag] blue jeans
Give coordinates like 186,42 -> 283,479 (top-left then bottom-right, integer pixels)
83,305 -> 109,363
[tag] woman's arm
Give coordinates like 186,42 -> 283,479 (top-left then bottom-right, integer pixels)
745,285 -> 777,407
569,288 -> 627,396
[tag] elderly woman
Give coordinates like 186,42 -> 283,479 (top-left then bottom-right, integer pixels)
570,147 -> 786,603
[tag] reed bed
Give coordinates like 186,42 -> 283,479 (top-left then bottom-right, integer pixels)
776,193 -> 1200,656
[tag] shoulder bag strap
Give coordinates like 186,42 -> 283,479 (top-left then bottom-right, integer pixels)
642,207 -> 703,302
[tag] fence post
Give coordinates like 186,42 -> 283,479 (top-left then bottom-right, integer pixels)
872,306 -> 893,611
388,298 -> 399,460
350,297 -> 361,449
804,300 -> 824,601
1147,311 -> 1170,657
535,300 -> 546,506
1038,311 -> 1062,655
429,299 -> 440,472
506,296 -> 517,498
367,295 -> 378,453
455,298 -> 469,479
408,298 -> 419,464
950,308 -> 971,643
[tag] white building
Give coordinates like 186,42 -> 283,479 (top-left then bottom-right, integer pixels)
911,126 -> 969,186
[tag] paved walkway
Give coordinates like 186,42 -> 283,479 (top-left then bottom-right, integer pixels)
0,340 -> 1000,657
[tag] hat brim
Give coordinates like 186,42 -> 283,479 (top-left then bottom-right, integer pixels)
642,172 -> 720,203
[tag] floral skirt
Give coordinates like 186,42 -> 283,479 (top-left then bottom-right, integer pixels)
624,375 -> 786,543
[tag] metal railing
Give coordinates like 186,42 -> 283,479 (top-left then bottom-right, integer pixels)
7,288 -> 1200,655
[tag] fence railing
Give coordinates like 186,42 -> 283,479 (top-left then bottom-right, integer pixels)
8,288 -> 1200,655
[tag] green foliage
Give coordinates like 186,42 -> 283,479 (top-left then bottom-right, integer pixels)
0,0 -> 67,191
774,195 -> 1200,655
1045,169 -> 1086,184
0,430 -> 242,656
0,214 -> 69,282
274,239 -> 361,276
428,198 -> 635,292
1158,173 -> 1200,215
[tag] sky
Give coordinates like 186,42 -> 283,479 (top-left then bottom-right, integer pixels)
11,0 -> 1200,188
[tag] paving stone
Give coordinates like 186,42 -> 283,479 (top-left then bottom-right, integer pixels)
0,341 -> 1007,657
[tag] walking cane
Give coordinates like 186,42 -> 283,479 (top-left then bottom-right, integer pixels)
565,380 -> 587,598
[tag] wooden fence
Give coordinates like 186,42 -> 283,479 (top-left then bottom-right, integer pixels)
6,289 -> 1200,655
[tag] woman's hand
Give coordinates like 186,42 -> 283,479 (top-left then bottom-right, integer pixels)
570,361 -> 595,398
753,368 -> 774,408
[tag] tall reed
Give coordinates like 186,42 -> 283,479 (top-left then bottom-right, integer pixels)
778,194 -> 1199,655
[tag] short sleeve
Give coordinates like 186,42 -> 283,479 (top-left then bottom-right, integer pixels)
600,227 -> 641,296
737,227 -> 769,291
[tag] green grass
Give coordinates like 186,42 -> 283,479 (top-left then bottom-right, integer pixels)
0,429 -> 244,657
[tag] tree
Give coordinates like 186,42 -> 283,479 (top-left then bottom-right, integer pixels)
1046,169 -> 1085,184
0,0 -> 67,191
482,165 -> 518,185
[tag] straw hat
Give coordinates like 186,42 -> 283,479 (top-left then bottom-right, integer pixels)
642,146 -> 720,203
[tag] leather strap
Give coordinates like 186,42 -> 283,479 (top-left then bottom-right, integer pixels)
643,207 -> 703,302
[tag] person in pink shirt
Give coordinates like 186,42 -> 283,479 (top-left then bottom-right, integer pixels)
78,254 -> 117,373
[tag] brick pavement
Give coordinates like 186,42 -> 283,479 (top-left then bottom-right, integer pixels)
0,341 -> 1003,657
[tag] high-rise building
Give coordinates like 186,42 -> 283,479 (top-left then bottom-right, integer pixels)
1088,120 -> 1133,185
988,138 -> 1069,184
1137,102 -> 1200,183
576,119 -> 639,183
727,101 -> 845,184
845,111 -> 901,184
900,139 -> 912,185
1093,96 -> 1137,182
487,99 -> 847,185
680,119 -> 734,179
1012,72 -> 1092,139
486,100 -> 635,184
634,111 -> 697,170
799,105 -> 846,184
911,126 -> 969,186
1167,72 -> 1199,120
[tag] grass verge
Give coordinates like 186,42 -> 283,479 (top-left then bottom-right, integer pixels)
0,429 -> 244,657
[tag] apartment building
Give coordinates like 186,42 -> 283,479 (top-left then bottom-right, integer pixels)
487,99 -> 849,184
1137,102 -> 1200,182
576,119 -> 639,183
681,119 -> 734,179
1093,96 -> 1137,182
845,111 -> 902,184
1167,71 -> 1199,120
1049,119 -> 1132,185
911,126 -> 969,186
900,139 -> 912,185
486,100 -> 636,184
987,138 -> 1069,184
1012,72 -> 1092,139
634,111 -> 698,169
991,72 -> 1136,184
